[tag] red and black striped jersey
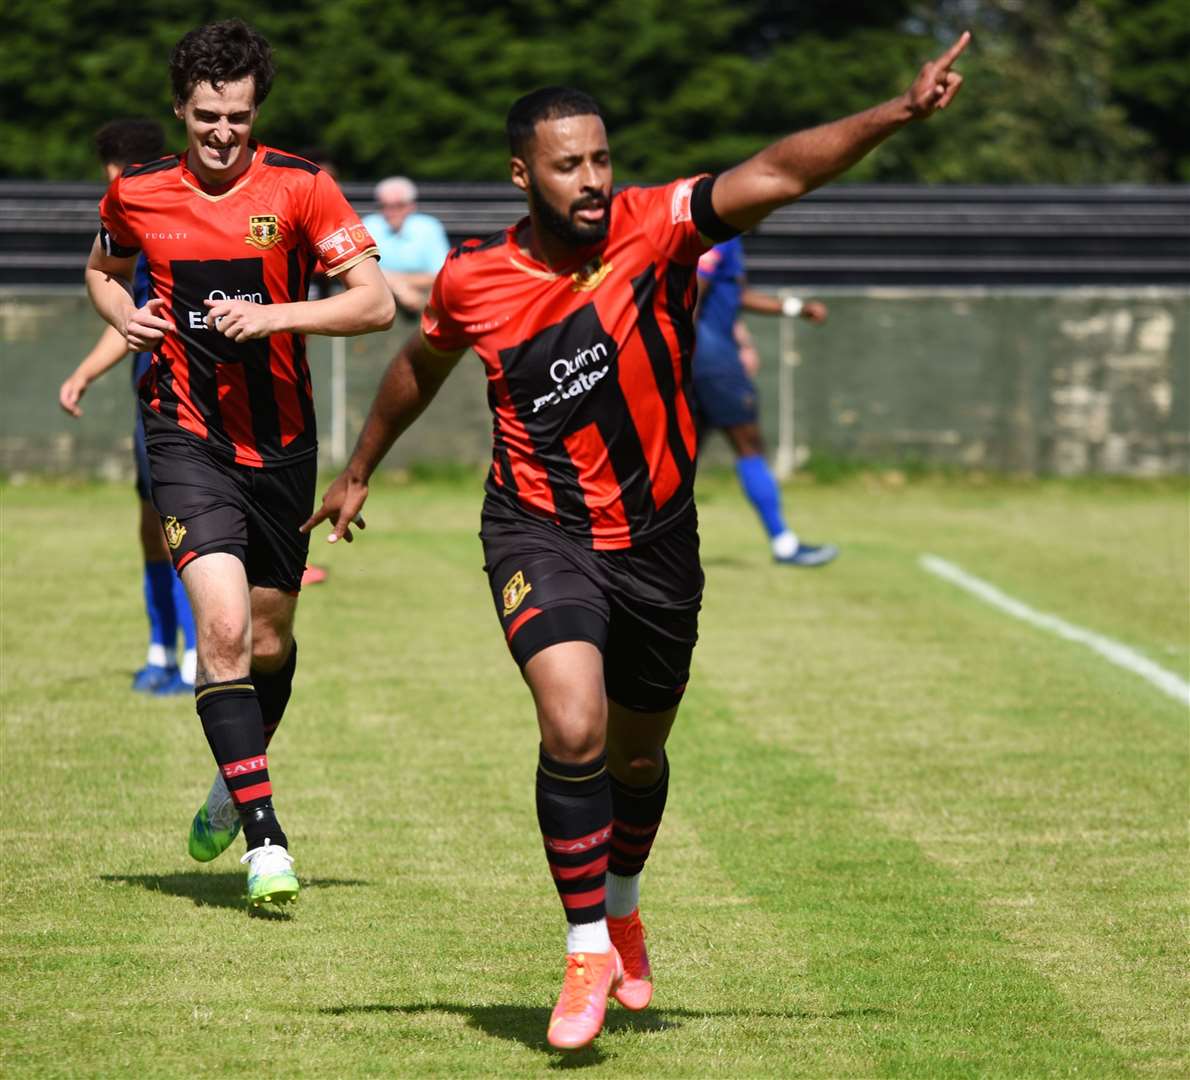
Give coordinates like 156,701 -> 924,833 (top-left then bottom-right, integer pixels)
422,176 -> 727,550
98,144 -> 378,468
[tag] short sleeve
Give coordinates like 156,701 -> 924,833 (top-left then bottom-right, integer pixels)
97,178 -> 141,259
302,170 -> 380,277
617,177 -> 712,266
420,256 -> 472,356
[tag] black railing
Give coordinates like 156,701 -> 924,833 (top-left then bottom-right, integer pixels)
2,180 -> 1187,287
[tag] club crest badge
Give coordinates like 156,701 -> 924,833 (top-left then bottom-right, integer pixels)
245,214 -> 282,250
502,570 -> 533,616
163,516 -> 187,550
571,257 -> 613,292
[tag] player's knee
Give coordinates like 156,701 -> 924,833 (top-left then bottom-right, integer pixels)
197,612 -> 250,671
610,748 -> 665,786
538,702 -> 605,764
251,626 -> 293,674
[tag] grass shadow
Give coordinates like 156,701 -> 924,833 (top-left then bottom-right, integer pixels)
320,1001 -> 888,1063
99,871 -> 369,915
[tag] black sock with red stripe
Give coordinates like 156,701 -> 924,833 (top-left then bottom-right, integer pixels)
606,752 -> 669,916
195,679 -> 288,851
536,747 -> 611,926
252,639 -> 296,748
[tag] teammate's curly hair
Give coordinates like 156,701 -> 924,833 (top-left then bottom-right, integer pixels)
169,19 -> 275,106
95,118 -> 165,168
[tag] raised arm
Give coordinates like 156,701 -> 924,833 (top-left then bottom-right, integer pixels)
712,31 -> 970,232
300,331 -> 464,543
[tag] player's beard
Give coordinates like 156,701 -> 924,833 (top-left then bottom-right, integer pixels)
528,175 -> 611,248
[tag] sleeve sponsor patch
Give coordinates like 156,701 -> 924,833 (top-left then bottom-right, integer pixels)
671,179 -> 695,225
315,227 -> 358,262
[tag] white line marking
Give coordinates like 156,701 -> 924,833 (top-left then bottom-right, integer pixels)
919,554 -> 1190,707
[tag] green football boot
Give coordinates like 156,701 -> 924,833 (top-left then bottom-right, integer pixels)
188,771 -> 241,862
241,840 -> 299,908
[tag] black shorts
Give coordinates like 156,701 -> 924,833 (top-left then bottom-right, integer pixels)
481,499 -> 703,713
147,434 -> 315,593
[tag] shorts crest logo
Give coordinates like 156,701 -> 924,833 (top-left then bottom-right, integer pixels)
163,516 -> 187,550
245,214 -> 282,250
502,570 -> 532,616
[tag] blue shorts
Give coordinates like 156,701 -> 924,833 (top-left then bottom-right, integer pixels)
691,325 -> 758,430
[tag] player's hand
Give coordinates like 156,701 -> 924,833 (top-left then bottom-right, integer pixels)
300,471 -> 369,544
905,30 -> 970,119
123,297 -> 174,351
738,341 -> 761,377
802,301 -> 828,324
204,298 -> 278,341
58,372 -> 90,417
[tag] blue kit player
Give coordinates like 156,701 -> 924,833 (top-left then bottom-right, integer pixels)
692,236 -> 838,566
58,118 -> 198,692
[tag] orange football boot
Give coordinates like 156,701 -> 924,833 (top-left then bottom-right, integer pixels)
547,948 -> 624,1050
608,909 -> 653,1010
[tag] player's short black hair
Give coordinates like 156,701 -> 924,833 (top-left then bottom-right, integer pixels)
94,118 -> 166,168
506,87 -> 603,158
169,19 -> 275,107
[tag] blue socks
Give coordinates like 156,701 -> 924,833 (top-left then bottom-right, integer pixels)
173,572 -> 196,651
143,560 -> 177,661
735,454 -> 787,539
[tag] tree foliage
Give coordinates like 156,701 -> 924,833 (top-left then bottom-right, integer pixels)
1,0 -> 1181,182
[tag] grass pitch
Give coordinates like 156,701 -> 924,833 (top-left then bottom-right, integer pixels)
2,471 -> 1187,1077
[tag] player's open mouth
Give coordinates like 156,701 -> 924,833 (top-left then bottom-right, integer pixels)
203,143 -> 238,164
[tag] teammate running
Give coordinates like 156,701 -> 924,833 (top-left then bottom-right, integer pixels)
60,118 -> 199,693
306,33 -> 969,1047
85,19 -> 394,908
693,235 -> 838,566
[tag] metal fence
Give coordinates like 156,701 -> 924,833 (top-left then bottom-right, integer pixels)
3,287 -> 1186,481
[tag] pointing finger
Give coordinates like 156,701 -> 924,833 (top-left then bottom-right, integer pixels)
937,30 -> 971,69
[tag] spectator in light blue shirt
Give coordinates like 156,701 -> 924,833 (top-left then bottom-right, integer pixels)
361,176 -> 451,316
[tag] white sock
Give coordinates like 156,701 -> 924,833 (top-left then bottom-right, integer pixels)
567,918 -> 612,954
771,530 -> 799,559
605,872 -> 640,918
180,649 -> 198,684
146,643 -> 170,668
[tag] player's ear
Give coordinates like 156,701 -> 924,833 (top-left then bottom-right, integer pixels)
509,156 -> 530,194
173,99 -> 185,121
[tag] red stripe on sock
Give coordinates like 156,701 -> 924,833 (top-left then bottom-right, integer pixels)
543,825 -> 611,855
550,854 -> 609,881
610,837 -> 653,856
230,780 -> 272,804
560,886 -> 606,910
220,754 -> 268,779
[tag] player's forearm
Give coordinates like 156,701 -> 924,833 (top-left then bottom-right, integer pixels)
76,324 -> 131,379
346,338 -> 457,481
739,289 -> 784,316
272,280 -> 395,337
715,95 -> 914,230
85,266 -> 136,334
